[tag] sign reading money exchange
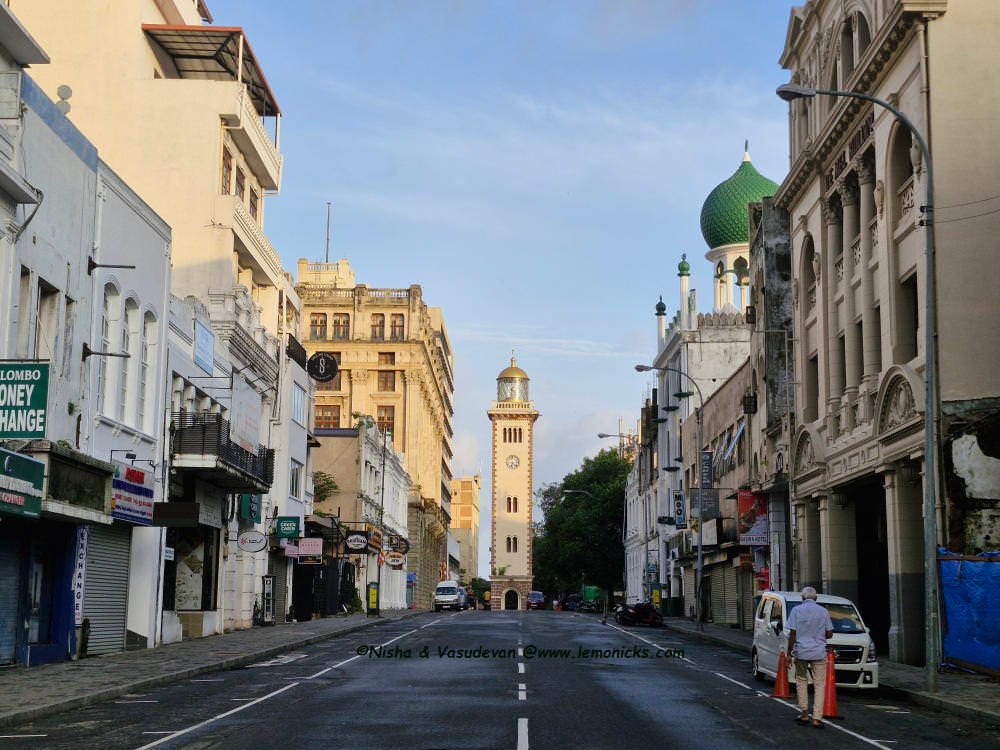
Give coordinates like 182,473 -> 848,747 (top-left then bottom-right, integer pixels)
0,363 -> 49,438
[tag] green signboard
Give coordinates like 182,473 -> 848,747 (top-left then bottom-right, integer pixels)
0,446 -> 44,519
276,515 -> 300,539
240,494 -> 262,523
0,363 -> 49,438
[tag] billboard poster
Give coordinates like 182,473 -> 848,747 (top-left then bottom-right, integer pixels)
738,489 -> 769,546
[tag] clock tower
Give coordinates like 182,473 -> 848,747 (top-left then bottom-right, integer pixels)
488,355 -> 539,610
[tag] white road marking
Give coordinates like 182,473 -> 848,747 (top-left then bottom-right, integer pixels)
715,672 -> 754,690
517,647 -> 524,657
141,732 -> 175,735
246,653 -> 308,668
134,682 -> 299,749
517,717 -> 529,749
0,735 -> 48,739
518,683 -> 527,700
230,698 -> 253,702
419,619 -> 442,629
605,622 -> 694,663
518,662 -> 525,674
115,700 -> 158,704
306,628 -> 418,679
189,679 -> 224,682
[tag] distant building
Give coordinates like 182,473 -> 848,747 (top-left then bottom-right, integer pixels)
296,259 -> 454,608
450,475 -> 481,581
489,357 -> 539,610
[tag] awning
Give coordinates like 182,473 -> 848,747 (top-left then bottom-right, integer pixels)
722,420 -> 746,462
142,25 -> 280,116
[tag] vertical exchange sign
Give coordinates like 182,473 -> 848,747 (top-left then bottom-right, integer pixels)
0,363 -> 49,438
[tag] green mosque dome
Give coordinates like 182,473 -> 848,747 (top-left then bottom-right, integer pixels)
677,254 -> 690,276
699,149 -> 779,250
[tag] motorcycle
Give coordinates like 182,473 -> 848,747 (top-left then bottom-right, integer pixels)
614,600 -> 663,626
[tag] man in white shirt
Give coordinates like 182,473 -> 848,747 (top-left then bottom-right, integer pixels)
786,586 -> 834,728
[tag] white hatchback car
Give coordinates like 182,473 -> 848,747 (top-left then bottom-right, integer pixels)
751,590 -> 879,689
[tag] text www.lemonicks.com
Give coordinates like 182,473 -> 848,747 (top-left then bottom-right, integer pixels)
355,644 -> 684,659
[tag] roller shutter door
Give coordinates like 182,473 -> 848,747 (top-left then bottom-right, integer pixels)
709,566 -> 724,623
740,568 -> 756,630
271,557 -> 288,622
723,563 -> 738,625
683,567 -> 695,619
83,523 -> 131,655
0,530 -> 20,664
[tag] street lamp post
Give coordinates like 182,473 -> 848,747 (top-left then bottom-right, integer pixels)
635,364 -> 705,631
776,83 -> 939,692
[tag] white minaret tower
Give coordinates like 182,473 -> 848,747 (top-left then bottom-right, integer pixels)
488,354 -> 539,610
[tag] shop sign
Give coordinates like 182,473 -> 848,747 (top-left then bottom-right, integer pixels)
345,532 -> 368,551
193,319 -> 214,374
276,516 -> 300,539
699,450 -> 713,489
0,446 -> 44,519
284,543 -> 298,558
237,530 -> 267,553
365,523 -> 382,552
72,526 -> 88,626
673,491 -> 687,530
0,363 -> 48,438
738,490 -> 769,546
163,546 -> 175,561
239,494 -> 262,523
385,551 -> 405,568
389,534 -> 410,554
110,461 -> 154,525
298,537 -> 323,564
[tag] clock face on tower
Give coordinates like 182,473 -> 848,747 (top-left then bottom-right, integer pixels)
505,455 -> 520,470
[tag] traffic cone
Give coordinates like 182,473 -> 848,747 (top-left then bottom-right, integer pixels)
822,650 -> 841,719
772,650 -> 791,697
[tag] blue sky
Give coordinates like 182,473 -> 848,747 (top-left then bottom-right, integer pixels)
207,0 -> 796,577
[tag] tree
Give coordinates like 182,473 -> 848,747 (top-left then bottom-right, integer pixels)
312,471 -> 339,504
533,449 -> 630,605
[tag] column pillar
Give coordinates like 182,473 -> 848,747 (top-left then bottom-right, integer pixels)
884,464 -> 925,664
857,162 -> 880,417
839,179 -> 861,433
823,198 -> 844,438
818,492 -> 858,601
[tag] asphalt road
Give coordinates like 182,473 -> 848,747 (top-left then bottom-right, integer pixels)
2,611 -> 998,749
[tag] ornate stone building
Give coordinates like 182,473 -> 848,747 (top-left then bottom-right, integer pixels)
449,475 -> 482,583
489,357 -> 539,610
776,0 -> 1000,666
296,259 -> 454,609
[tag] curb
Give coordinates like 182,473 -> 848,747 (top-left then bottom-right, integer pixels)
0,610 -> 423,730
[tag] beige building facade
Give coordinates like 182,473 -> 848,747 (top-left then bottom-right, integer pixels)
776,0 -> 1000,666
449,475 -> 482,581
489,358 -> 538,610
296,258 -> 454,609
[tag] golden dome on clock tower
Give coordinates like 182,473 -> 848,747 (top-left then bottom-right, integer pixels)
497,354 -> 530,402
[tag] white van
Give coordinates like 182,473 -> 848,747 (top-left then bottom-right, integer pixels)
434,581 -> 464,612
751,590 -> 878,689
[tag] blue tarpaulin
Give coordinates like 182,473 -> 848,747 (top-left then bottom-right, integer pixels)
939,549 -> 1000,673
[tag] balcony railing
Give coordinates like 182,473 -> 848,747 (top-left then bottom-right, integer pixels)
171,411 -> 274,488
229,85 -> 283,191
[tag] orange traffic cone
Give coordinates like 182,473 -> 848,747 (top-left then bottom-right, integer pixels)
772,650 -> 791,697
822,650 -> 841,719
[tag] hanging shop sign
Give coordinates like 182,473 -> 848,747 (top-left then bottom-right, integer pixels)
0,363 -> 49,439
365,523 -> 383,552
72,526 -> 88,626
738,489 -> 770,546
385,551 -> 405,568
306,352 -> 338,383
0,446 -> 44,519
276,516 -> 300,538
237,530 -> 268,553
345,531 -> 369,551
110,461 -> 154,525
673,491 -> 687,530
298,537 -> 323,564
240,494 -> 262,523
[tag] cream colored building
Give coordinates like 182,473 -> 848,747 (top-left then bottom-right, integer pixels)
489,357 -> 539,610
16,0 -> 310,639
449,475 -> 481,581
296,258 -> 454,609
776,0 -> 1000,666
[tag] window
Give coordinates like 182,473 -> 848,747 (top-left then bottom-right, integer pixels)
315,404 -> 340,429
376,405 -> 394,436
370,313 -> 385,340
248,188 -> 259,220
310,313 -> 327,340
507,496 -> 518,513
506,536 -> 518,553
235,167 -> 245,200
291,383 -> 306,426
98,285 -> 118,414
119,300 -> 139,423
221,148 -> 232,194
378,352 -> 395,392
332,313 -> 350,340
138,312 -> 157,432
290,459 -> 303,498
390,314 -> 405,340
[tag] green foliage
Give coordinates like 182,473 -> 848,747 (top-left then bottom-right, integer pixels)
533,449 -> 630,601
312,470 -> 339,503
467,577 -> 490,601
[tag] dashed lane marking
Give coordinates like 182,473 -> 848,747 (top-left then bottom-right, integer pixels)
518,683 -> 527,701
0,735 -> 48,739
715,672 -> 754,690
517,718 -> 528,750
518,662 -> 525,674
306,628 -> 418,679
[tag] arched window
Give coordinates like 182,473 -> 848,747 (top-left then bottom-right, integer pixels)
137,311 -> 158,432
119,299 -> 139,423
98,284 -> 120,415
332,313 -> 350,339
511,537 -> 518,553
370,313 -> 385,340
310,313 -> 327,340
507,496 -> 518,514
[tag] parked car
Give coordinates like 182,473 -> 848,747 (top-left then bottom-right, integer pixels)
558,594 -> 582,611
751,590 -> 878,689
434,581 -> 464,612
527,591 -> 545,610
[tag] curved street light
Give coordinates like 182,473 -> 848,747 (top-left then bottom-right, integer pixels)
635,364 -> 705,631
776,83 -> 939,692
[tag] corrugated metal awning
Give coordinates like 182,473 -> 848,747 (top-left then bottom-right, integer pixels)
142,24 -> 280,116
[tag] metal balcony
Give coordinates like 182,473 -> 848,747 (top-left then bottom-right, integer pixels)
170,411 -> 274,492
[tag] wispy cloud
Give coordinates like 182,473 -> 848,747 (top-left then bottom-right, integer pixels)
450,326 -> 646,358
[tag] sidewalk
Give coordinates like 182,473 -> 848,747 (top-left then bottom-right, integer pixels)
662,616 -> 1000,726
0,610 -> 421,729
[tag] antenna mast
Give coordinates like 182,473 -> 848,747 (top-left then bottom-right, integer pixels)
325,201 -> 331,263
